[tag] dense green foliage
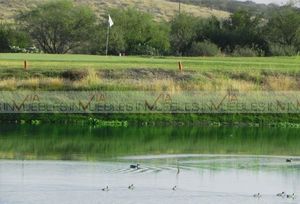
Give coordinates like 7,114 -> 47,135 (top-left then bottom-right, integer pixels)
92,9 -> 170,55
17,0 -> 97,54
170,14 -> 199,55
265,6 -> 300,56
1,0 -> 300,56
0,23 -> 31,52
0,24 -> 10,52
169,7 -> 300,56
189,41 -> 221,56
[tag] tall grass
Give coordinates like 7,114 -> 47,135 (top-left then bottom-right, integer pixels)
265,76 -> 298,91
0,68 -> 299,91
74,68 -> 101,89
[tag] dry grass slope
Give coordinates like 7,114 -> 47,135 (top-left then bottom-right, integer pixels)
1,68 -> 300,91
0,0 -> 229,21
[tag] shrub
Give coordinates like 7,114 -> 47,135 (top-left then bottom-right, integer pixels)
232,46 -> 261,57
10,46 -> 40,53
133,44 -> 159,56
269,43 -> 298,56
188,41 -> 220,56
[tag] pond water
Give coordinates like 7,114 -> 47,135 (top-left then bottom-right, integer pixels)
0,125 -> 300,204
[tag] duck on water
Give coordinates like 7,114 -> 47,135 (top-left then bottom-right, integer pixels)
130,164 -> 140,169
276,192 -> 285,197
253,193 -> 262,198
128,184 -> 135,190
287,193 -> 296,199
101,186 -> 109,191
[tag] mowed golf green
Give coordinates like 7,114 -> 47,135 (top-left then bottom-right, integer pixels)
0,53 -> 299,71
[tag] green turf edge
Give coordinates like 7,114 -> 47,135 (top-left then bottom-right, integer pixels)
1,113 -> 300,128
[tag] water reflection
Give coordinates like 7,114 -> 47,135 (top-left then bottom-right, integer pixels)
0,125 -> 300,160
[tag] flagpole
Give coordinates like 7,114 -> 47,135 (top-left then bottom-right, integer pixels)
105,24 -> 110,56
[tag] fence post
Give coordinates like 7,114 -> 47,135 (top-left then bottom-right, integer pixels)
178,61 -> 183,72
24,60 -> 28,70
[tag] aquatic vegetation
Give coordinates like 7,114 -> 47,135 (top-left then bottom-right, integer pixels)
88,118 -> 128,127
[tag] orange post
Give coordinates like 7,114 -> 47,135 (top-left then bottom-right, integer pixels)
24,60 -> 28,70
178,61 -> 183,72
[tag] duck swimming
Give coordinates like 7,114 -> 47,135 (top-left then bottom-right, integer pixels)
130,164 -> 140,169
287,193 -> 295,199
101,186 -> 109,191
253,193 -> 262,198
128,184 -> 135,190
286,159 -> 293,163
276,192 -> 285,197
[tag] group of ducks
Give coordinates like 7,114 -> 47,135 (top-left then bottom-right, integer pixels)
101,184 -> 177,192
101,164 -> 178,192
102,164 -> 297,201
102,186 -> 296,200
252,159 -> 297,199
253,192 -> 296,199
101,184 -> 135,191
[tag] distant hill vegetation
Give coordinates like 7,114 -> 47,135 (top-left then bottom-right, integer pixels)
168,0 -> 280,14
0,0 -> 230,21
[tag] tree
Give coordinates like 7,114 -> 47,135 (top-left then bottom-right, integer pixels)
88,26 -> 126,55
89,9 -> 170,55
17,0 -> 97,54
195,16 -> 224,48
104,8 -> 170,55
170,14 -> 198,56
222,10 -> 267,54
265,6 -> 300,50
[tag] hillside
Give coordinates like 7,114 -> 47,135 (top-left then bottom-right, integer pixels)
0,0 -> 230,22
168,0 -> 280,14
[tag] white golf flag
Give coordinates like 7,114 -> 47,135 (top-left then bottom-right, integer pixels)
108,15 -> 114,27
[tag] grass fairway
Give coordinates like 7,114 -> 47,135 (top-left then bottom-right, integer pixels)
0,53 -> 300,71
0,53 -> 300,91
